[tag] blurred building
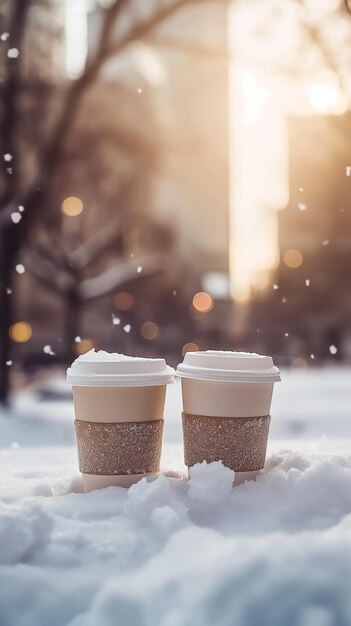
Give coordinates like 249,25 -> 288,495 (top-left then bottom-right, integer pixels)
250,113 -> 351,361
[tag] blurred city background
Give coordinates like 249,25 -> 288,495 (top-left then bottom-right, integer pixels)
1,0 -> 351,404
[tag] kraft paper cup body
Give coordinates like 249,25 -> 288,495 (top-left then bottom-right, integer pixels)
181,378 -> 274,418
67,350 -> 174,491
176,351 -> 280,484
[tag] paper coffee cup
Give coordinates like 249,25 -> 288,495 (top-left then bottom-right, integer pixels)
66,350 -> 174,491
176,351 -> 280,484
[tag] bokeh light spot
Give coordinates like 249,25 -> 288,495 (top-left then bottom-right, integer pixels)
182,342 -> 200,356
284,249 -> 303,269
192,292 -> 214,313
292,357 -> 308,369
61,196 -> 84,217
114,292 -> 134,311
140,321 -> 159,340
75,338 -> 95,355
9,321 -> 32,343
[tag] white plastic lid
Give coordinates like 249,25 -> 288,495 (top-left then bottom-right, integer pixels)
176,350 -> 280,383
66,349 -> 174,387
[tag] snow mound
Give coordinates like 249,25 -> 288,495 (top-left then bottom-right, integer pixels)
0,453 -> 351,625
72,349 -> 142,362
0,501 -> 53,565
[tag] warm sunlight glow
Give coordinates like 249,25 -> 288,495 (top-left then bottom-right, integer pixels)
114,292 -> 134,311
309,83 -> 347,114
140,321 -> 159,340
61,196 -> 84,217
192,292 -> 214,313
9,321 -> 32,343
229,63 -> 288,301
64,0 -> 87,79
284,249 -> 303,268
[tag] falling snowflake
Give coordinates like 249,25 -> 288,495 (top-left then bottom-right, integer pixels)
329,345 -> 337,355
346,166 -> 351,177
43,345 -> 55,356
305,279 -> 310,287
273,283 -> 279,290
298,203 -> 306,212
323,239 -> 330,246
299,186 -> 304,192
123,324 -> 131,333
74,336 -> 81,342
173,290 -> 177,296
3,153 -> 12,162
282,297 -> 287,303
6,167 -> 12,174
6,287 -> 12,294
310,354 -> 315,360
284,332 -> 289,337
130,253 -> 134,258
112,314 -> 120,326
137,88 -> 143,94
1,33 -> 9,41
15,264 -> 25,274
11,212 -> 21,224
137,266 -> 143,274
18,205 -> 24,212
11,442 -> 20,449
6,360 -> 12,366
7,48 -> 19,58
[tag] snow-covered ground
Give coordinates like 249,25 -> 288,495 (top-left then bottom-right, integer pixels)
1,368 -> 351,625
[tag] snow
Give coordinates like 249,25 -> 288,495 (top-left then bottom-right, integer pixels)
10,212 -> 22,224
43,345 -> 55,356
1,368 -> 351,624
15,264 -> 25,274
72,349 -> 139,363
7,48 -> 19,59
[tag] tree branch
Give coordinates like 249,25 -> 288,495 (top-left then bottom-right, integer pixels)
22,249 -> 74,293
69,215 -> 123,271
79,252 -> 171,301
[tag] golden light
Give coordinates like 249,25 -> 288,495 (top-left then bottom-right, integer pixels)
114,292 -> 134,311
229,64 -> 288,301
192,292 -> 214,313
182,342 -> 199,356
9,321 -> 32,343
284,249 -> 303,269
140,321 -> 159,340
61,196 -> 84,217
75,338 -> 94,355
308,83 -> 344,114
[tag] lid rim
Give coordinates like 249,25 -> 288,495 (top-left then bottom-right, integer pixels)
175,371 -> 281,383
67,374 -> 175,387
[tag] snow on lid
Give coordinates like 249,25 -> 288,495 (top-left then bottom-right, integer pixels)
176,350 -> 280,383
66,349 -> 174,387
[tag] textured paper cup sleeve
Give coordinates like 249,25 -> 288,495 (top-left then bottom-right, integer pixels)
75,419 -> 164,476
182,413 -> 270,472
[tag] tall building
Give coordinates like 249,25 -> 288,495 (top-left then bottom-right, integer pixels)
252,113 -> 351,359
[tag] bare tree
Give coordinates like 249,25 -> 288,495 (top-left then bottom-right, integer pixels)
0,0 -> 224,404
